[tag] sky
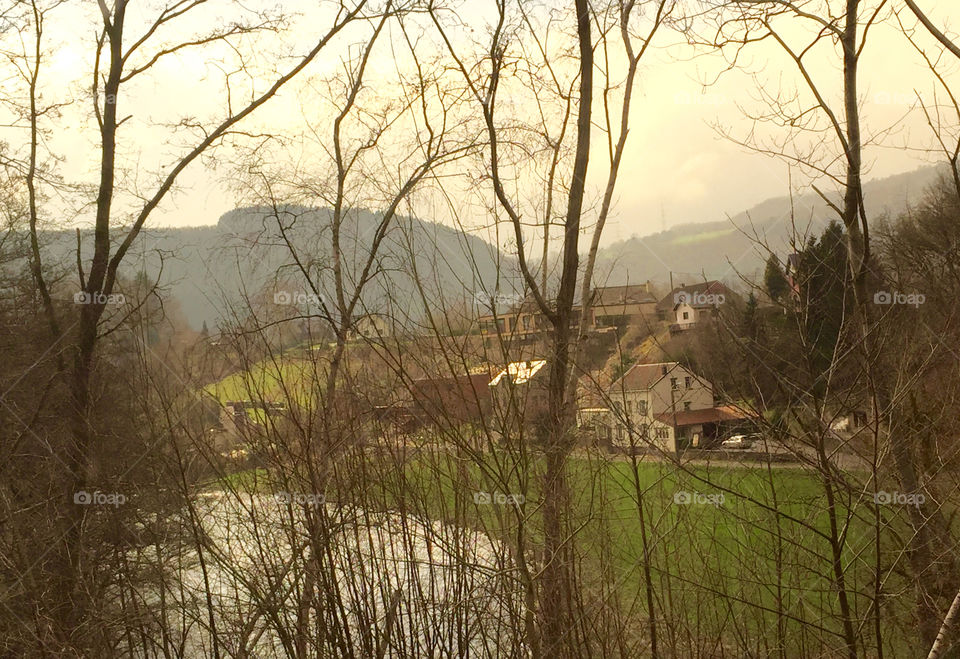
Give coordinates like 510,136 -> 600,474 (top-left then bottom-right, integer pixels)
6,0 -> 960,247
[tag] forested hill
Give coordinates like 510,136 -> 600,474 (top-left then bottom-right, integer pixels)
33,166 -> 942,329
589,165 -> 943,288
40,206 -> 518,330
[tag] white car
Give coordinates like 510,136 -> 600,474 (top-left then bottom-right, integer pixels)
721,434 -> 759,449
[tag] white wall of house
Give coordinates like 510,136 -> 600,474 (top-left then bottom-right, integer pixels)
608,414 -> 675,452
353,315 -> 391,338
606,363 -> 714,452
649,365 -> 714,415
674,303 -> 703,326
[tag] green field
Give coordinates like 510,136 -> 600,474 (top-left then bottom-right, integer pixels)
668,228 -> 736,246
399,450 -> 912,655
204,355 -> 320,408
215,448 -> 915,655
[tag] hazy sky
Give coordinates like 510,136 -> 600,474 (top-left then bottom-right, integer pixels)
11,1 -> 960,246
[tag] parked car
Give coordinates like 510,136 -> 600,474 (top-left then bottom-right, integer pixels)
721,433 -> 760,449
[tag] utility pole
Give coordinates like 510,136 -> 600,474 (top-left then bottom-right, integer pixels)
669,365 -> 679,454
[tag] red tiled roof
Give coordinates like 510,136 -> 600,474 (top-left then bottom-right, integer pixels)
654,405 -> 750,427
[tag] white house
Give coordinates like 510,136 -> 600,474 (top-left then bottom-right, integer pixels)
602,361 -> 746,452
656,281 -> 735,333
348,313 -> 392,340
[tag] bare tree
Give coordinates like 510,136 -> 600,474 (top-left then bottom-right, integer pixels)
428,1 -> 673,655
1,0 -> 401,651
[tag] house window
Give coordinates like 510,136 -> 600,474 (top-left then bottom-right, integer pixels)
637,400 -> 647,415
670,377 -> 678,390
661,365 -> 667,376
682,311 -> 689,320
523,315 -> 531,330
684,402 -> 691,411
684,376 -> 692,389
656,428 -> 669,439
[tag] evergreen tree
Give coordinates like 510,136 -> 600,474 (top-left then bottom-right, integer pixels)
798,221 -> 850,373
741,291 -> 761,341
764,255 -> 789,302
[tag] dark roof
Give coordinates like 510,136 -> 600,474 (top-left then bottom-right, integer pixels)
657,281 -> 733,311
480,284 -> 655,319
412,372 -> 491,391
592,284 -> 656,307
654,405 -> 749,427
410,372 -> 492,405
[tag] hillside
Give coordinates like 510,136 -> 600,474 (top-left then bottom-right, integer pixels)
590,165 -> 944,288
42,207 -> 519,330
31,166 -> 943,331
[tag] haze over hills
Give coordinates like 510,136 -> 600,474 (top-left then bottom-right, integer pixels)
42,207 -> 517,331
590,165 -> 945,289
34,165 -> 944,330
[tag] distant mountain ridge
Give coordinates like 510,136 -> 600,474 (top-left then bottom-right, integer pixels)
39,206 -> 518,330
590,165 -> 944,288
30,165 -> 943,330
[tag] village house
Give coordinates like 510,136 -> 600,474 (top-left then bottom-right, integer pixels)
219,400 -> 286,435
829,408 -> 869,434
593,361 -> 748,453
656,280 -> 736,333
407,370 -> 492,428
589,283 -> 658,328
478,282 -> 657,340
211,399 -> 287,457
785,252 -> 802,306
478,298 -> 553,339
348,313 -> 392,340
488,360 -> 550,442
